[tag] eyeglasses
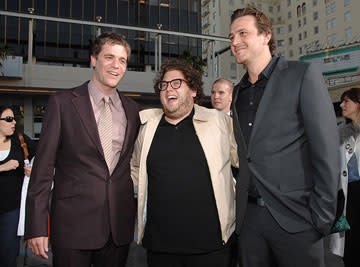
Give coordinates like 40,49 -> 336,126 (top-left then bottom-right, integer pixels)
157,78 -> 188,91
0,116 -> 15,122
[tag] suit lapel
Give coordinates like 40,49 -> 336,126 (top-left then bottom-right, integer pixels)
118,93 -> 135,158
248,58 -> 287,151
71,83 -> 105,159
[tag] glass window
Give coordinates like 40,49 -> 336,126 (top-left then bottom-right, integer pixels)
304,31 -> 307,39
313,11 -> 318,20
297,5 -> 301,17
289,49 -> 294,57
333,34 -> 336,43
288,11 -> 292,19
332,18 -> 336,27
289,37 -> 293,45
277,27 -> 284,34
277,40 -> 285,47
269,6 -> 273,13
288,24 -> 292,32
345,0 -> 351,6
298,33 -> 302,40
277,5 -> 280,12
298,20 -> 301,27
327,35 -> 332,44
302,3 -> 306,14
213,0 -> 216,8
303,17 -> 307,25
314,26 -> 319,34
346,27 -> 352,39
345,12 -> 351,22
327,20 -> 331,30
313,0 -> 318,6
287,0 -> 291,7
299,47 -> 302,55
326,5 -> 330,15
331,3 -> 335,12
213,24 -> 216,33
213,11 -> 216,20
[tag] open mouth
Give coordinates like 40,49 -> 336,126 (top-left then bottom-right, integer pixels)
109,71 -> 119,76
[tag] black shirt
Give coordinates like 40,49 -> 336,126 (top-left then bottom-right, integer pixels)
143,110 -> 222,253
236,56 -> 279,197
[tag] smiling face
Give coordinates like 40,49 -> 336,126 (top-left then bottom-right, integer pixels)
90,42 -> 128,95
229,15 -> 271,66
340,96 -> 360,122
160,70 -> 196,124
0,108 -> 16,138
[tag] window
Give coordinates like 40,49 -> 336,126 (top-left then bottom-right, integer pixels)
346,27 -> 352,39
304,31 -> 307,39
213,24 -> 216,33
289,37 -> 293,45
277,5 -> 281,12
213,11 -> 216,20
289,50 -> 294,57
257,3 -> 262,10
213,0 -> 216,8
298,20 -> 301,27
297,5 -> 301,17
333,34 -> 336,43
299,33 -> 302,40
332,18 -> 336,27
288,11 -> 292,19
299,47 -> 303,55
269,6 -> 273,13
345,12 -> 351,22
302,3 -> 306,15
229,0 -> 234,6
327,35 -> 332,44
326,5 -> 330,15
327,20 -> 331,30
345,0 -> 350,6
277,27 -> 284,34
278,40 -> 285,47
331,3 -> 335,12
313,11 -> 318,20
303,17 -> 307,25
288,24 -> 292,32
314,26 -> 319,34
278,17 -> 282,23
313,0 -> 318,6
287,0 -> 291,6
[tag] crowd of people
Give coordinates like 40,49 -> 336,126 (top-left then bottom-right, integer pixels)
0,5 -> 358,267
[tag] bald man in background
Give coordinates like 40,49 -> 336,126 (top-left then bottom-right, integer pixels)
211,78 -> 234,115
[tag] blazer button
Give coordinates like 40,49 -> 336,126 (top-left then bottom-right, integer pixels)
343,171 -> 347,176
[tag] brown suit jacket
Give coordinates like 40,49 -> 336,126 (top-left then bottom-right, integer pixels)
24,82 -> 140,249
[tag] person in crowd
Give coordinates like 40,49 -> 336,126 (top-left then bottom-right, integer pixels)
211,78 -> 234,115
0,105 -> 36,267
229,5 -> 340,267
25,32 -> 140,267
327,87 -> 360,267
131,59 -> 238,267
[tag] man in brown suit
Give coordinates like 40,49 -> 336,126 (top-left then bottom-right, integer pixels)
25,32 -> 140,267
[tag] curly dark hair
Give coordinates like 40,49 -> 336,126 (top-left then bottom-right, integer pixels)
340,88 -> 360,124
153,59 -> 204,104
231,5 -> 276,54
0,105 -> 13,117
91,31 -> 131,61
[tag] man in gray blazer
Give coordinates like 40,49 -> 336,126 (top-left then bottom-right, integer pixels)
229,6 -> 340,267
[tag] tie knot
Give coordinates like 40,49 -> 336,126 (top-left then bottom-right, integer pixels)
104,96 -> 111,104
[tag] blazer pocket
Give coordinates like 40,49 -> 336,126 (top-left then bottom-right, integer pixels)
279,182 -> 312,193
54,183 -> 82,200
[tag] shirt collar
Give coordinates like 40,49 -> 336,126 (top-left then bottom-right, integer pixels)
88,80 -> 120,106
239,56 -> 279,88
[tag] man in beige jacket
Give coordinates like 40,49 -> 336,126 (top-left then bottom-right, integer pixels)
131,59 -> 238,267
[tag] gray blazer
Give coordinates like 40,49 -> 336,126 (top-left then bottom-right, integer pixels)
232,57 -> 340,236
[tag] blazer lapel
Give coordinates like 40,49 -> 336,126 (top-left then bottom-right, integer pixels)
71,83 -> 105,159
248,58 -> 288,151
118,93 -> 136,158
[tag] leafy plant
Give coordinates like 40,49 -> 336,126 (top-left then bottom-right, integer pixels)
179,49 -> 207,74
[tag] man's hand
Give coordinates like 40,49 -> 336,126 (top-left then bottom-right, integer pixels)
27,236 -> 49,259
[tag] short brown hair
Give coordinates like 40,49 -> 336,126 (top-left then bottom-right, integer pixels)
154,59 -> 204,104
91,32 -> 131,61
231,5 -> 276,54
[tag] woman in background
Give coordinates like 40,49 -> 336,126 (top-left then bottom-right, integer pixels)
328,88 -> 360,267
0,105 -> 36,267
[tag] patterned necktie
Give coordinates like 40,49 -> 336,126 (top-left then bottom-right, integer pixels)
98,96 -> 113,169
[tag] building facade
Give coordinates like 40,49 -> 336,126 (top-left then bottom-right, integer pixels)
201,0 -> 360,84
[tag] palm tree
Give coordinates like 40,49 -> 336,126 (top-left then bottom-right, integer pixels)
0,43 -> 9,67
179,49 -> 207,74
